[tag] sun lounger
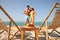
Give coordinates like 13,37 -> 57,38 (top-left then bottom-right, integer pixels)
0,5 -> 21,40
46,10 -> 60,40
39,2 -> 60,40
0,19 -> 9,33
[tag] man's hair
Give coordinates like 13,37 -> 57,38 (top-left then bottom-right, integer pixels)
27,5 -> 30,8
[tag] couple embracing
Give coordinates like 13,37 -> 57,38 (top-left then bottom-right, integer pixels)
24,5 -> 35,27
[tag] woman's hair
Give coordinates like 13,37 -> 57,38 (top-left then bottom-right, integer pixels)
31,8 -> 34,11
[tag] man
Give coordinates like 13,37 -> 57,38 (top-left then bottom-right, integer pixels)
24,5 -> 31,26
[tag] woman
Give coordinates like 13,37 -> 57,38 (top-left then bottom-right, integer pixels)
29,8 -> 35,27
24,5 -> 31,27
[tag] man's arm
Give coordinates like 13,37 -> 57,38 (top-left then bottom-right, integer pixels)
24,9 -> 26,14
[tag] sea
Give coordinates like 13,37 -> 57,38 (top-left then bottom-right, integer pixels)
4,21 -> 51,27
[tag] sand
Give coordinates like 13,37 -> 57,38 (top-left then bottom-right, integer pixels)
0,26 -> 60,40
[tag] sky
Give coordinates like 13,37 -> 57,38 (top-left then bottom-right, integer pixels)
0,0 -> 60,22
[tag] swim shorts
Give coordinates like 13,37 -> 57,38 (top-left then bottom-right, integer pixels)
25,15 -> 30,21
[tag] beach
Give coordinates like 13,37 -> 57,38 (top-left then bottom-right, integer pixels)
0,26 -> 60,40
0,0 -> 60,40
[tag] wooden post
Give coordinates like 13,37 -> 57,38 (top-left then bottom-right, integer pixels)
45,20 -> 48,40
35,29 -> 38,40
21,30 -> 24,40
8,21 -> 11,40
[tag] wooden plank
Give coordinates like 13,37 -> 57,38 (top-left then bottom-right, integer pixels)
56,5 -> 60,8
21,27 -> 39,31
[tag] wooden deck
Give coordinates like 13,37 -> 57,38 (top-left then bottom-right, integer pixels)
20,27 -> 39,40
